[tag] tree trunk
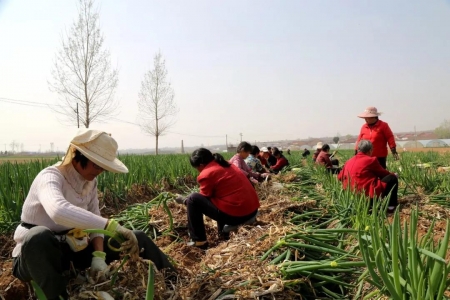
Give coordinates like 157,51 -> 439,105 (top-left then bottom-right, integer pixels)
155,135 -> 159,155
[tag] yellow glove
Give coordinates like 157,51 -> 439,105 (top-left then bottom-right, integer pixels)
65,228 -> 89,252
106,220 -> 139,260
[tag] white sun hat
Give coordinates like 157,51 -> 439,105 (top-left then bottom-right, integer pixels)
260,147 -> 270,153
57,129 -> 128,173
316,142 -> 323,149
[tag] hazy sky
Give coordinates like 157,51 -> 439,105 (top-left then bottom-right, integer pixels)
1,0 -> 449,152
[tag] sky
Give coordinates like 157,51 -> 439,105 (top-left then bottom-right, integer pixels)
1,0 -> 450,152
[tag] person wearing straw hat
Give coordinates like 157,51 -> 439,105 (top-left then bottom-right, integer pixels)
11,129 -> 175,300
312,142 -> 323,162
355,107 -> 398,169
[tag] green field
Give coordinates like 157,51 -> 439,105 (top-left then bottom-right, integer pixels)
2,150 -> 450,299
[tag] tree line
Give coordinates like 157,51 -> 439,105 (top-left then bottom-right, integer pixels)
48,0 -> 177,154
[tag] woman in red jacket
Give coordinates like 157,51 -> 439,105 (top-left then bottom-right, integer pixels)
175,148 -> 260,248
355,107 -> 399,169
339,140 -> 398,212
269,148 -> 289,174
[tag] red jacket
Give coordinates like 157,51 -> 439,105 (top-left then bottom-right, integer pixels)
355,120 -> 396,158
316,151 -> 332,168
197,161 -> 260,216
270,156 -> 289,171
338,152 -> 394,197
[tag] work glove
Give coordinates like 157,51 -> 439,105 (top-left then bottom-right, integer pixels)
175,194 -> 187,205
106,219 -> 139,260
89,251 -> 110,282
250,177 -> 259,185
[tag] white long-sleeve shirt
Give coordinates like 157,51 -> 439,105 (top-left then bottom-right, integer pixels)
13,163 -> 108,257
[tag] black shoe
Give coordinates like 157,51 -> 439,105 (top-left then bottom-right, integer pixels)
187,240 -> 209,249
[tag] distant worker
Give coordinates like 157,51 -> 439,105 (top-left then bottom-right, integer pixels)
355,107 -> 399,169
315,144 -> 341,174
338,140 -> 398,213
312,142 -> 323,162
229,142 -> 267,184
258,147 -> 270,166
265,146 -> 278,168
175,148 -> 260,247
302,148 -> 311,158
269,148 -> 289,174
287,148 -> 291,155
245,145 -> 266,174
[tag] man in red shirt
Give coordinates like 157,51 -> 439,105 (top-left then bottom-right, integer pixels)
338,140 -> 398,212
175,148 -> 260,248
355,106 -> 399,169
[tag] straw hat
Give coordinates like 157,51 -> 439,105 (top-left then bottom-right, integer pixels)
316,142 -> 323,149
357,106 -> 382,118
57,129 -> 128,173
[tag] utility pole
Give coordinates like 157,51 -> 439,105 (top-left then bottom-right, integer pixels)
414,126 -> 417,148
77,102 -> 80,128
181,140 -> 185,154
240,133 -> 243,142
226,134 -> 228,149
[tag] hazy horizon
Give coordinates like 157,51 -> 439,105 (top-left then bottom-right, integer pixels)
1,0 -> 449,152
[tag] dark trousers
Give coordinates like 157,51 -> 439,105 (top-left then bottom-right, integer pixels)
377,157 -> 387,169
327,167 -> 341,174
186,193 -> 258,241
13,226 -> 175,300
381,174 -> 398,206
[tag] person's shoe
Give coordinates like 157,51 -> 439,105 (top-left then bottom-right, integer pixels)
187,240 -> 208,249
387,206 -> 397,213
219,232 -> 230,241
174,194 -> 186,205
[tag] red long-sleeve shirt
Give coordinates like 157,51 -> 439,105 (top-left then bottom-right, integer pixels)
197,161 -> 260,216
270,156 -> 289,172
316,151 -> 333,168
355,120 -> 396,158
338,152 -> 394,197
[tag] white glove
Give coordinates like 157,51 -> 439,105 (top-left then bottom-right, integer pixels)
260,173 -> 268,178
89,251 -> 110,282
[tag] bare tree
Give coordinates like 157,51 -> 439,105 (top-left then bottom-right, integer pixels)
137,52 -> 178,155
9,140 -> 18,154
48,0 -> 119,128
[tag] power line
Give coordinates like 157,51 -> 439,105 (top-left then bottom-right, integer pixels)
0,98 -> 51,108
110,117 -> 224,138
2,98 -> 227,139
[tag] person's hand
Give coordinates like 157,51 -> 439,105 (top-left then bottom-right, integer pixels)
393,172 -> 399,178
89,251 -> 110,282
260,173 -> 269,179
106,220 -> 139,260
393,152 -> 400,160
250,177 -> 259,184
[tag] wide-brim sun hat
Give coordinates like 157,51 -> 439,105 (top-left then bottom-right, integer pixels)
56,129 -> 128,173
316,142 -> 323,149
358,106 -> 382,118
260,147 -> 270,153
